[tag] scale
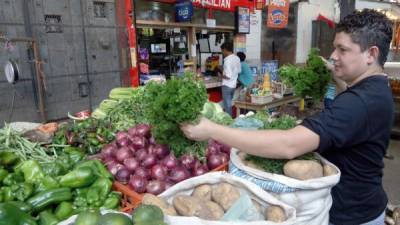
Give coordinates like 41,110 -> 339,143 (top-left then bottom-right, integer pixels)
4,59 -> 20,84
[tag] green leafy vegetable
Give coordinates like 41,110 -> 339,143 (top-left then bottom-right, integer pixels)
279,48 -> 331,102
143,73 -> 208,157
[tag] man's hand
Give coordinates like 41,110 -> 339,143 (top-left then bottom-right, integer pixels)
180,117 -> 214,141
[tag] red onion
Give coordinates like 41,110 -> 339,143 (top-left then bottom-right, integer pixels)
169,167 -> 191,183
117,137 -> 131,148
147,145 -> 156,155
207,154 -> 223,170
149,136 -> 156,145
151,164 -> 167,181
220,144 -> 231,155
193,164 -> 209,176
180,154 -> 196,170
116,131 -> 129,140
146,180 -> 165,195
129,175 -> 148,193
123,158 -> 139,172
130,136 -> 148,149
142,154 -> 157,169
206,145 -> 221,158
135,149 -> 148,161
116,168 -> 130,183
115,147 -> 132,163
103,156 -> 115,164
164,180 -> 174,189
154,144 -> 170,159
101,144 -> 117,158
162,154 -> 179,169
128,145 -> 136,154
134,124 -> 151,138
134,167 -> 150,179
128,127 -> 138,137
107,162 -> 124,176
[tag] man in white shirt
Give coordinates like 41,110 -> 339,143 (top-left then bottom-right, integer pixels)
219,42 -> 241,116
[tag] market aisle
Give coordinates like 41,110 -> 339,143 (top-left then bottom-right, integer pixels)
383,139 -> 400,205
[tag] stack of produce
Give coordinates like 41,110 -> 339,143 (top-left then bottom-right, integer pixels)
92,87 -> 147,132
279,48 -> 331,102
53,118 -> 114,154
69,204 -> 166,225
99,124 -> 230,195
141,182 -> 288,223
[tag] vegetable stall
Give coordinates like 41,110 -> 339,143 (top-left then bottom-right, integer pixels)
0,72 -> 339,225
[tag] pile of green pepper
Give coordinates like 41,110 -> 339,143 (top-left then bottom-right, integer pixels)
53,118 -> 115,154
0,149 -> 120,225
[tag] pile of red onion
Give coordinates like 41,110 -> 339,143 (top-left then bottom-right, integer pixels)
100,124 -> 230,195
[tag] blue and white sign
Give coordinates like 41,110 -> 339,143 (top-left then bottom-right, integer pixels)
262,60 -> 279,81
175,1 -> 193,22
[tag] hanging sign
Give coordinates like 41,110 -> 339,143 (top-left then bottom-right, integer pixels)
154,0 -> 254,12
267,0 -> 290,29
175,0 -> 193,22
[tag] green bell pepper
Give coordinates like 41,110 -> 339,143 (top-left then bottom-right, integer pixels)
0,168 -> 8,183
41,162 -> 64,177
0,203 -> 37,225
101,195 -> 120,209
19,160 -> 44,184
36,177 -> 60,193
38,210 -> 59,225
54,201 -> 73,221
14,183 -> 34,201
59,166 -> 96,188
91,177 -> 112,198
0,151 -> 19,166
0,186 -> 14,201
64,147 -> 85,165
3,172 -> 24,186
86,187 -> 100,205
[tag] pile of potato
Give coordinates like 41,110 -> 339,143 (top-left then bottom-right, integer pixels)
239,152 -> 338,180
142,182 -> 287,223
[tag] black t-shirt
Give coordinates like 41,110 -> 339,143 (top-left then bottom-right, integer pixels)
301,75 -> 394,225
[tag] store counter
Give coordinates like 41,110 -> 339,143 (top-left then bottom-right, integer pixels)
203,77 -> 222,102
234,95 -> 302,115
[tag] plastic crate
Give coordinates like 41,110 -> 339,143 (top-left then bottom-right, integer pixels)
250,94 -> 273,104
113,162 -> 229,213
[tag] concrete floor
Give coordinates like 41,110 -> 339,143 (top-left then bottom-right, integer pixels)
383,139 -> 400,206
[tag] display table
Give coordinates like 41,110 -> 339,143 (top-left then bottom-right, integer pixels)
234,95 -> 302,115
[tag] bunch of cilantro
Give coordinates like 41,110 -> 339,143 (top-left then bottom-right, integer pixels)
279,48 -> 332,102
143,73 -> 208,157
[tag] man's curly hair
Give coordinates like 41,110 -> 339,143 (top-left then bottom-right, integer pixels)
336,9 -> 393,66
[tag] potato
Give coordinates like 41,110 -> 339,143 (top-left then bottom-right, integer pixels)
283,160 -> 323,180
323,164 -> 338,176
142,193 -> 177,216
211,183 -> 240,211
173,193 -> 223,220
265,205 -> 287,222
204,201 -> 224,220
252,200 -> 262,215
173,195 -> 202,217
191,184 -> 212,201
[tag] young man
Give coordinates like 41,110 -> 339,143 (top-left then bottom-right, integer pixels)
219,42 -> 241,116
181,9 -> 393,225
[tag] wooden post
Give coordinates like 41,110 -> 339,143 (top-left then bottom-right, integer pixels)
32,41 -> 47,122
